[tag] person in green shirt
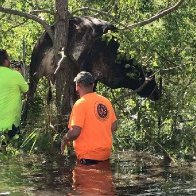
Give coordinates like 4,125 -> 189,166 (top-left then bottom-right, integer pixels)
0,49 -> 29,145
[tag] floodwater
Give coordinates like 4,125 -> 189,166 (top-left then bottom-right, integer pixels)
0,151 -> 195,196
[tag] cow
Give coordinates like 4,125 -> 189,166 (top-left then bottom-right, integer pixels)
22,16 -> 161,126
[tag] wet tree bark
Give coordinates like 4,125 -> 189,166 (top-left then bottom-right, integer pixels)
54,0 -> 69,58
54,0 -> 71,130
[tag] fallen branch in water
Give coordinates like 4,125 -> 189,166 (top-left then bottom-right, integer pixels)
143,129 -> 176,165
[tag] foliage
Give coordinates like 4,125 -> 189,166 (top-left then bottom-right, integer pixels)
0,0 -> 195,161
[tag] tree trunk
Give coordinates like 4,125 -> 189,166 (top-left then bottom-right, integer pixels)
54,0 -> 69,58
55,58 -> 79,130
54,0 -> 71,130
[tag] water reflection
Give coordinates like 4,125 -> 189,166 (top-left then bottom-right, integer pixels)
0,152 -> 195,195
70,161 -> 115,195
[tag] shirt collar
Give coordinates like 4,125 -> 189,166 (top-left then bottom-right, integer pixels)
82,92 -> 96,99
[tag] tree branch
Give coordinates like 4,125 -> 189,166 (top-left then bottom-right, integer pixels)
71,7 -> 127,28
155,51 -> 187,72
142,129 -> 176,164
4,20 -> 27,32
0,6 -> 54,42
26,0 -> 38,9
126,0 -> 185,30
110,89 -> 128,117
72,7 -> 113,18
30,9 -> 55,15
72,0 -> 184,30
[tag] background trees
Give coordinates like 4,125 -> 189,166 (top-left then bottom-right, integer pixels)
0,0 -> 195,160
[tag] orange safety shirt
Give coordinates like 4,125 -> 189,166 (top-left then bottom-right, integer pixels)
68,92 -> 117,161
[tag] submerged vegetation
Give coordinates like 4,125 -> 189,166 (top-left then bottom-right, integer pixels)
0,0 -> 195,162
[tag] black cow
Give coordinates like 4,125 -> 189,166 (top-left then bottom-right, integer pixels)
23,16 -> 160,123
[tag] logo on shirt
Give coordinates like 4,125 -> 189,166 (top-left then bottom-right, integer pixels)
95,102 -> 109,120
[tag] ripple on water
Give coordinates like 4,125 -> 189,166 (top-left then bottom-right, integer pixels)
0,152 -> 195,196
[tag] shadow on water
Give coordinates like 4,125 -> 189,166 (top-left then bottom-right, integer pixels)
0,151 -> 195,196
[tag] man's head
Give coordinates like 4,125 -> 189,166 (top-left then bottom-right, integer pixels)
0,49 -> 10,67
74,71 -> 95,97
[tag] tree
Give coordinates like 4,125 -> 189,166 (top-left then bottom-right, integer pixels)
1,0 -> 195,159
0,0 -> 185,126
0,0 -> 70,127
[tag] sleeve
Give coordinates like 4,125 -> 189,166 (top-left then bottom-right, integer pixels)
15,71 -> 29,93
68,101 -> 86,128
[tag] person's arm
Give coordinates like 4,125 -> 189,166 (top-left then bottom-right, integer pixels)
61,101 -> 85,155
63,126 -> 82,141
15,71 -> 29,93
110,102 -> 117,133
112,120 -> 118,133
61,126 -> 82,154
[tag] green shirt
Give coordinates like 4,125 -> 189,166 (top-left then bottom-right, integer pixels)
0,66 -> 29,132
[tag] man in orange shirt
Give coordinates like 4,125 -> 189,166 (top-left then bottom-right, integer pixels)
61,71 -> 117,165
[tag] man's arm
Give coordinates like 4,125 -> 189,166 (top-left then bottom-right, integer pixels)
112,120 -> 118,133
15,70 -> 29,93
61,126 -> 82,155
61,100 -> 85,154
63,126 -> 82,141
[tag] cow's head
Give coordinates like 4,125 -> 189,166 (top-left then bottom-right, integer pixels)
70,18 -> 161,101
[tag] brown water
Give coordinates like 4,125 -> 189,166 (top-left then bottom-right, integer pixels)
0,151 -> 195,196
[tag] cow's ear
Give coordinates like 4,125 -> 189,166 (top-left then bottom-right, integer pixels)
102,25 -> 108,33
69,19 -> 80,32
108,39 -> 120,51
102,24 -> 116,33
93,71 -> 103,81
73,24 -> 81,31
74,24 -> 80,30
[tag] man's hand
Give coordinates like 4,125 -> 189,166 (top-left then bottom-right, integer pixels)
61,139 -> 67,155
61,126 -> 81,155
14,67 -> 26,78
13,67 -> 22,73
61,133 -> 70,155
112,120 -> 118,133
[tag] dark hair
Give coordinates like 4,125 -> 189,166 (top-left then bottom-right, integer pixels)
0,49 -> 9,66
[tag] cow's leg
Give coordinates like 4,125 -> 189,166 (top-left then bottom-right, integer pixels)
22,44 -> 55,124
47,80 -> 52,105
21,75 -> 40,124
